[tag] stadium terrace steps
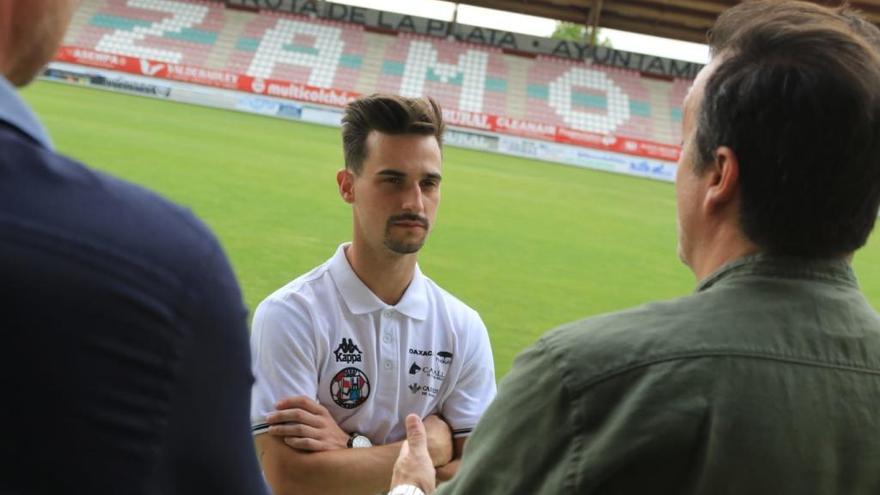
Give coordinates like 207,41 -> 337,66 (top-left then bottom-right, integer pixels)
354,34 -> 393,95
503,57 -> 529,119
62,0 -> 687,149
65,0 -> 102,47
204,9 -> 251,70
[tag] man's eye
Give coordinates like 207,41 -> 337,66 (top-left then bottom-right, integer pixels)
420,180 -> 439,189
383,177 -> 403,184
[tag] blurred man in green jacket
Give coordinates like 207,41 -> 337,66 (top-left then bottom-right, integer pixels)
389,1 -> 880,494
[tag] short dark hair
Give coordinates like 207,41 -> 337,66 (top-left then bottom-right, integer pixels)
341,94 -> 445,174
696,0 -> 880,257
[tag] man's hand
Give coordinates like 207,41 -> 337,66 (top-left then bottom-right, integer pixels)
392,414 -> 437,494
423,415 -> 453,467
266,396 -> 349,451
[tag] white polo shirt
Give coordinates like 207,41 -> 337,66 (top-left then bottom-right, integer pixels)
250,243 -> 496,444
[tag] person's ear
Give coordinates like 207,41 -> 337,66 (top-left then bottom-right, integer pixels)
704,146 -> 740,213
337,168 -> 355,204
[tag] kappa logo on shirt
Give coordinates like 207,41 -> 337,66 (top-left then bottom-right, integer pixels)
333,338 -> 363,363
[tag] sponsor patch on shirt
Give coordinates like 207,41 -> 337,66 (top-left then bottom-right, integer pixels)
435,351 -> 453,366
408,362 -> 447,382
408,382 -> 440,398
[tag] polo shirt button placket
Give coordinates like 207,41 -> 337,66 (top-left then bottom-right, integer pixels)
381,309 -> 396,373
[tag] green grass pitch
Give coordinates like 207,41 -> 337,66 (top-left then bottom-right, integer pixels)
22,80 -> 880,378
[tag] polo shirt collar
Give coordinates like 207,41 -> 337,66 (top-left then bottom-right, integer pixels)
328,243 -> 429,321
0,76 -> 53,150
697,252 -> 858,292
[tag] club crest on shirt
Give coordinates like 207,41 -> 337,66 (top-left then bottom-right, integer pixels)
333,337 -> 363,363
330,367 -> 370,409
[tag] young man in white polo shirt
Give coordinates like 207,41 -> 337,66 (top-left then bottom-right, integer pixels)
250,94 -> 497,495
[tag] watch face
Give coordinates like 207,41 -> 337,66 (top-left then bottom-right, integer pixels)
352,435 -> 372,448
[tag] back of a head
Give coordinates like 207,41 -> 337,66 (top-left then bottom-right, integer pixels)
697,0 -> 880,257
341,94 -> 445,174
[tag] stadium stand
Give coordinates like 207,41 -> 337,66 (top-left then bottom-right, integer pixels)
74,0 -> 226,66
62,0 -> 688,148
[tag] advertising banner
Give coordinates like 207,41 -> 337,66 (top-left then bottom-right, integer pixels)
300,106 -> 344,126
43,63 -> 172,99
444,129 -> 499,152
54,45 -> 680,163
43,62 -> 677,182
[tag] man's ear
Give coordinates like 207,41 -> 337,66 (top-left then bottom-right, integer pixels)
337,168 -> 355,204
704,145 -> 740,213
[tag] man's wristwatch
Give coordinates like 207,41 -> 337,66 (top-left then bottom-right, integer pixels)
347,432 -> 373,448
388,485 -> 426,495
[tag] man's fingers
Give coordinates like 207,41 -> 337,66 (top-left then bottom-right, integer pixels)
422,414 -> 451,434
283,436 -> 325,451
392,415 -> 437,493
405,414 -> 428,451
268,423 -> 318,438
266,408 -> 321,427
275,396 -> 327,415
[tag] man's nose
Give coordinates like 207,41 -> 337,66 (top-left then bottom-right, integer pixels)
401,182 -> 424,213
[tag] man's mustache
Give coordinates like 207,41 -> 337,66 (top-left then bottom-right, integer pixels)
387,213 -> 430,229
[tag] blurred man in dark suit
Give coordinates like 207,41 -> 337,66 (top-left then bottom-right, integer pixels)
0,2 -> 266,493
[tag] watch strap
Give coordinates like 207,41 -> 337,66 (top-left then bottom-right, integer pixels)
388,484 -> 426,495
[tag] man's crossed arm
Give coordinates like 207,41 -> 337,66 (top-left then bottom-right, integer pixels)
255,396 -> 464,495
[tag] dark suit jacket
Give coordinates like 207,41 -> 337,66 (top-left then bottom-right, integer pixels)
0,107 -> 266,494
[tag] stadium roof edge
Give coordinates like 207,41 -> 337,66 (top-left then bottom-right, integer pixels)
452,0 -> 880,44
